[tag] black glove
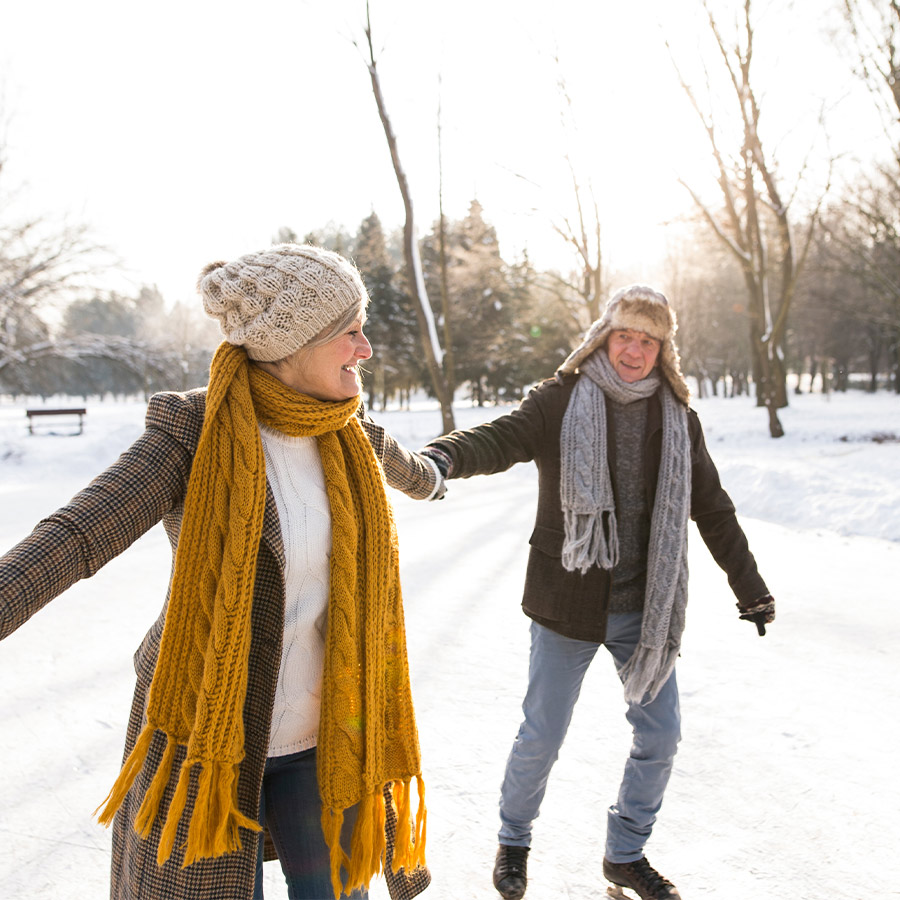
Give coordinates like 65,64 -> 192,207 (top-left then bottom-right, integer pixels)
420,446 -> 452,479
738,595 -> 775,636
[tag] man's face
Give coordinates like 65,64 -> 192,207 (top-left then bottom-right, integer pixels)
606,329 -> 661,383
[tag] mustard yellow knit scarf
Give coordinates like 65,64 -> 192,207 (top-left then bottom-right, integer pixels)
97,343 -> 426,898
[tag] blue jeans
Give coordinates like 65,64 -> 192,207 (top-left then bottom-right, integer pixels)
498,614 -> 681,863
254,747 -> 367,900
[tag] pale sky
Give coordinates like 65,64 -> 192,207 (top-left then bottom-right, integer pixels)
0,0 -> 880,307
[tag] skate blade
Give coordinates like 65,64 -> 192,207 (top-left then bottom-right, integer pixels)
607,886 -> 639,900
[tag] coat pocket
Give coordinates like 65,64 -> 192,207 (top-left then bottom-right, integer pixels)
524,525 -> 568,621
524,525 -> 609,642
528,524 -> 564,557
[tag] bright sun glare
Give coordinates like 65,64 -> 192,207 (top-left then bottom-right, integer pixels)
0,0 -> 871,300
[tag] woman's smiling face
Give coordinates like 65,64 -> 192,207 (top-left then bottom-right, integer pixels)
274,317 -> 373,400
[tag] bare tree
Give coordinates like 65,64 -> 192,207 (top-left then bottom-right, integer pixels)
552,69 -> 604,325
358,3 -> 455,432
842,0 -> 900,139
837,0 -> 900,387
0,333 -> 184,399
0,108 -> 112,389
669,0 -> 830,437
819,173 -> 900,391
436,75 -> 455,393
549,151 -> 604,326
0,215 -> 109,383
522,65 -> 605,331
663,213 -> 754,398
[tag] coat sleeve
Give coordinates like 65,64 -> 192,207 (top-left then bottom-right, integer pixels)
688,409 -> 769,604
357,404 -> 444,500
0,393 -> 198,641
423,380 -> 554,478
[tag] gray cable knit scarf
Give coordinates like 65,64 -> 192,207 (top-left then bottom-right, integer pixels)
560,350 -> 691,703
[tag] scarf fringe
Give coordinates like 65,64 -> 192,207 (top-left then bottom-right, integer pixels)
178,758 -> 261,867
134,733 -> 178,837
619,643 -> 680,705
347,788 -> 386,892
95,724 -> 260,868
561,509 -> 618,574
95,726 -> 156,827
323,778 -> 428,900
323,806 -> 350,900
390,776 -> 427,874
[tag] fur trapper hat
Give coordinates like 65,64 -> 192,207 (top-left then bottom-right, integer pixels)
557,284 -> 691,404
198,243 -> 368,361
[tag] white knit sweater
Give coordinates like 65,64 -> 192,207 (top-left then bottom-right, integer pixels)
259,424 -> 331,757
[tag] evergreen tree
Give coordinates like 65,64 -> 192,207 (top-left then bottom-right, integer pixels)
423,200 -> 519,403
302,224 -> 354,257
501,252 -> 580,396
353,212 -> 418,409
61,293 -> 140,339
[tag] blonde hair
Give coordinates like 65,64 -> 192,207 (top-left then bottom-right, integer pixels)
254,298 -> 368,383
303,298 -> 368,352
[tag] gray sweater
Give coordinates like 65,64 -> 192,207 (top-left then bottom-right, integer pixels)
608,398 -> 650,614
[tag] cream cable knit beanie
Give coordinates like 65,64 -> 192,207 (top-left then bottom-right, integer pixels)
198,243 -> 369,361
557,284 -> 691,405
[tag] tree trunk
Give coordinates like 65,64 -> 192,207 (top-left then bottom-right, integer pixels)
749,315 -> 785,436
436,84 -> 456,395
695,369 -> 707,399
772,351 -> 788,409
893,339 -> 900,392
363,10 -> 455,433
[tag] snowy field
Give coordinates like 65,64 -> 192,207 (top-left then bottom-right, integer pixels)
0,389 -> 898,900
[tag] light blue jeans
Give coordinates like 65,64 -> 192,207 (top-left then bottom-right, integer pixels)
498,614 -> 681,863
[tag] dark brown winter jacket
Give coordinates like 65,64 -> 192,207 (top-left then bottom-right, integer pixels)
426,373 -> 769,643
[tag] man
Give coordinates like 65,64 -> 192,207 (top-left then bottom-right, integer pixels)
421,285 -> 774,900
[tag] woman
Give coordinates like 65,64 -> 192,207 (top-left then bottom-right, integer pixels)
0,244 -> 441,900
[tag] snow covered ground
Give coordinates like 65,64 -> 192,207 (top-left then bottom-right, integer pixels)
0,389 -> 898,900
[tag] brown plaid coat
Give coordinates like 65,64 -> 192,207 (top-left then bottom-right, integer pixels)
0,388 -> 439,900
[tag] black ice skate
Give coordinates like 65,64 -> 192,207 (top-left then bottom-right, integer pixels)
493,844 -> 529,900
603,856 -> 681,900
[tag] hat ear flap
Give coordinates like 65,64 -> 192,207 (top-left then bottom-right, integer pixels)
658,338 -> 691,405
557,321 -> 612,376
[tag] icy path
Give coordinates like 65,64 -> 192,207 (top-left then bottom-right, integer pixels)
393,470 -> 899,900
2,467 -> 896,899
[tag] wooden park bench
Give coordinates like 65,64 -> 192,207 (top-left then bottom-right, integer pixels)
25,407 -> 87,436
